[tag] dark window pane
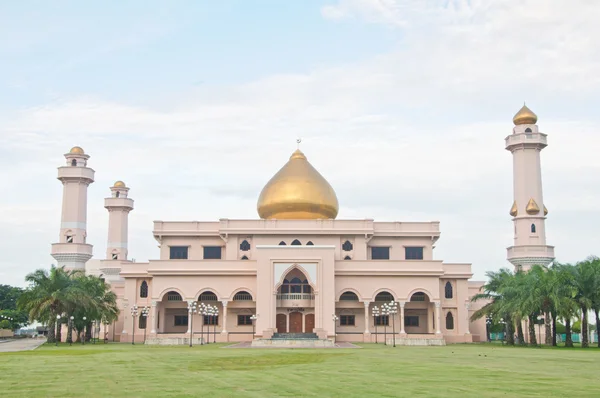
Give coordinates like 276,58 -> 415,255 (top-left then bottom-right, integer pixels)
371,247 -> 390,260
291,239 -> 301,245
340,315 -> 355,326
405,316 -> 419,327
306,241 -> 314,246
203,315 -> 219,325
340,292 -> 358,301
240,240 -> 251,251
170,246 -> 188,259
342,240 -> 353,251
446,312 -> 454,330
237,315 -> 252,325
445,282 -> 453,299
140,281 -> 148,298
174,315 -> 188,326
203,246 -> 222,259
405,247 -> 423,260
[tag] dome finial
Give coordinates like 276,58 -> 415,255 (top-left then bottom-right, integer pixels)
513,103 -> 537,125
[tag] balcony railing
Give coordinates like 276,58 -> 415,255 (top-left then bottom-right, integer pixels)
276,294 -> 315,300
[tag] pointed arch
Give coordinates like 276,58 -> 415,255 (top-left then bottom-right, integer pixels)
241,255 -> 249,260
140,281 -> 148,298
291,239 -> 301,246
444,281 -> 453,299
240,240 -> 251,251
278,241 -> 287,246
274,263 -> 316,292
342,240 -> 353,251
446,312 -> 454,330
306,241 -> 314,246
343,255 -> 351,260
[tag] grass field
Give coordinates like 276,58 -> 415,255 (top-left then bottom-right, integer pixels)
1,343 -> 599,397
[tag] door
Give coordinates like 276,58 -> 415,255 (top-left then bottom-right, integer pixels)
276,314 -> 287,333
305,314 -> 315,333
289,312 -> 302,333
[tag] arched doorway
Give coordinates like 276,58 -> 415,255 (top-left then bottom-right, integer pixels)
305,314 -> 315,333
289,312 -> 302,333
276,314 -> 287,333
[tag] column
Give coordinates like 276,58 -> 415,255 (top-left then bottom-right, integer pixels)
121,302 -> 128,335
363,301 -> 371,334
187,300 -> 194,334
221,300 -> 228,334
435,301 -> 441,334
400,301 -> 406,334
465,302 -> 471,335
150,301 -> 158,334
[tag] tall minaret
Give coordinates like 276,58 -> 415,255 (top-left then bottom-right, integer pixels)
51,146 -> 95,271
505,104 -> 555,271
104,181 -> 134,260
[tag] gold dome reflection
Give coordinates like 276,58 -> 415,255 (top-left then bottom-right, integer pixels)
513,104 -> 538,125
257,149 -> 339,219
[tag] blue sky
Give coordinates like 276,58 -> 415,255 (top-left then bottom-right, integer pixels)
1,0 -> 600,286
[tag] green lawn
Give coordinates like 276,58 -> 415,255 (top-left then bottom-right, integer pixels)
1,343 -> 599,397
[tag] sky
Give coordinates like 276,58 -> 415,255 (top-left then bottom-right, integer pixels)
1,0 -> 600,287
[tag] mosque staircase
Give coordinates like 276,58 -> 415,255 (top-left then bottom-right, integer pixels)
272,333 -> 318,339
251,332 -> 335,348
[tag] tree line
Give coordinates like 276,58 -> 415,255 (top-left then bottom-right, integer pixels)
17,266 -> 119,343
471,256 -> 600,348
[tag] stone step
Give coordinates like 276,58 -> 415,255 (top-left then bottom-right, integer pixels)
272,333 -> 318,340
251,338 -> 336,348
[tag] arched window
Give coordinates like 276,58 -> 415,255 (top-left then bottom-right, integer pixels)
240,240 -> 251,251
344,256 -> 351,260
525,128 -> 532,133
444,282 -> 453,299
306,241 -> 314,246
280,278 -> 311,294
375,292 -> 394,302
199,291 -> 217,301
342,240 -> 353,251
279,241 -> 286,246
303,279 -> 312,293
340,291 -> 359,301
291,239 -> 301,246
410,292 -> 426,302
166,291 -> 182,301
140,281 -> 148,298
531,223 -> 536,233
233,291 -> 253,301
71,159 -> 77,166
241,255 -> 249,260
139,315 -> 147,329
446,312 -> 454,330
281,279 -> 290,293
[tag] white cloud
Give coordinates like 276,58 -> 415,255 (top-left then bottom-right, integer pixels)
2,1 -> 600,286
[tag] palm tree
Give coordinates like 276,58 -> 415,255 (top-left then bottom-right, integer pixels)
471,268 -> 517,345
17,266 -> 85,343
572,258 -> 598,348
72,275 -> 119,341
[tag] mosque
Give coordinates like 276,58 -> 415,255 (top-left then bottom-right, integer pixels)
50,104 -> 553,345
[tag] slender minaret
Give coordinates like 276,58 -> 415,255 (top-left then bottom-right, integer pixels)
505,104 -> 555,271
51,146 -> 95,271
104,181 -> 134,260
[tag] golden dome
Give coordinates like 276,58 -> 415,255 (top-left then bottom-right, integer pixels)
113,180 -> 126,188
69,146 -> 84,154
526,198 -> 540,215
513,104 -> 537,125
257,149 -> 339,219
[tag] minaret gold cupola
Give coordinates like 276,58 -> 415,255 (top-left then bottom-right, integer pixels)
526,198 -> 540,215
257,149 -> 339,219
509,201 -> 518,217
513,104 -> 538,125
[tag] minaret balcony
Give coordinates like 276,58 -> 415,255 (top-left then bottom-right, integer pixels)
104,197 -> 134,209
57,166 -> 95,182
51,243 -> 93,264
505,132 -> 547,151
506,245 -> 555,264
